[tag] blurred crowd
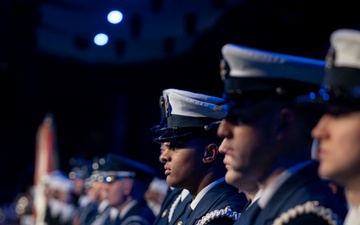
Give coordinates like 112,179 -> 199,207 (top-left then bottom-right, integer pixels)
0,156 -> 168,225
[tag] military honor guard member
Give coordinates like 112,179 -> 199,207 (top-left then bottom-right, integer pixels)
154,88 -> 248,225
217,43 -> 348,224
150,95 -> 190,225
86,157 -> 113,225
69,157 -> 95,225
144,177 -> 169,216
297,28 -> 360,225
99,153 -> 159,225
68,157 -> 93,205
44,170 -> 76,225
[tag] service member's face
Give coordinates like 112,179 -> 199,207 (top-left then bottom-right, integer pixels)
107,178 -> 133,207
99,182 -> 110,201
73,178 -> 85,196
87,181 -> 102,203
159,139 -> 205,190
224,167 -> 259,197
311,105 -> 360,186
158,143 -> 166,163
217,100 -> 281,182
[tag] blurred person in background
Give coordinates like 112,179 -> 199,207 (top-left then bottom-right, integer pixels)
14,185 -> 35,225
44,170 -> 76,225
72,176 -> 105,225
144,177 -> 168,217
68,157 -> 93,209
85,157 -> 112,225
99,153 -> 159,225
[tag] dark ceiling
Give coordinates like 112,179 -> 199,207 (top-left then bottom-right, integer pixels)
0,0 -> 360,204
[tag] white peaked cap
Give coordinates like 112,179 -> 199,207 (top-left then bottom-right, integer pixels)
163,88 -> 227,120
148,178 -> 168,194
221,43 -> 325,84
331,29 -> 360,69
295,28 -> 360,107
48,171 -> 74,192
153,89 -> 227,143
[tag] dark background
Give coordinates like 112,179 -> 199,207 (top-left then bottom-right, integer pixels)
1,0 -> 360,205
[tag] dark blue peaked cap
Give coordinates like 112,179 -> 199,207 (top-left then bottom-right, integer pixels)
88,156 -> 109,183
68,157 -> 93,179
100,153 -> 159,183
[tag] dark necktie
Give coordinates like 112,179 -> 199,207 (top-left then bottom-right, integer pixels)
170,194 -> 192,224
241,199 -> 252,213
185,204 -> 193,218
176,201 -> 192,224
238,200 -> 261,224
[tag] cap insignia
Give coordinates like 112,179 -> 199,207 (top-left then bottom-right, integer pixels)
164,95 -> 171,118
325,47 -> 335,69
220,59 -> 227,81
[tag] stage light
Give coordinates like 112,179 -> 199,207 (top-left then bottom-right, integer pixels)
94,33 -> 108,46
107,10 -> 123,24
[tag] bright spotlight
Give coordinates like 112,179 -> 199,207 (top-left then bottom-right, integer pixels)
94,33 -> 108,46
107,10 -> 123,24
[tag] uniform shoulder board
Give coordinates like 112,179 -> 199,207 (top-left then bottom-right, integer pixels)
196,206 -> 241,225
273,201 -> 342,225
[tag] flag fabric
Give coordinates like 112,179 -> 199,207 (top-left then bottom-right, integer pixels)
33,113 -> 59,225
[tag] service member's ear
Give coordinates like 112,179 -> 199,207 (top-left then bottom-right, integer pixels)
202,143 -> 218,164
123,179 -> 134,196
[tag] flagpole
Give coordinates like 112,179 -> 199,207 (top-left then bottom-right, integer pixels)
33,113 -> 59,225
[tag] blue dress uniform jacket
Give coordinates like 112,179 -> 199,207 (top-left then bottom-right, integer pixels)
88,203 -> 112,225
153,187 -> 183,225
112,198 -> 156,225
76,202 -> 98,225
235,160 -> 348,225
177,180 -> 248,225
168,193 -> 192,225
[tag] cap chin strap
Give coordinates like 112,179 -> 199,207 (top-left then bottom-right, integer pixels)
297,85 -> 360,106
153,131 -> 194,143
153,121 -> 221,143
204,121 -> 221,131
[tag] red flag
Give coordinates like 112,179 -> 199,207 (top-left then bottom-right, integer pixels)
33,113 -> 59,225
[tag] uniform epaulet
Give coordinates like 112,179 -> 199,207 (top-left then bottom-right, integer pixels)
273,201 -> 342,225
196,206 -> 241,225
